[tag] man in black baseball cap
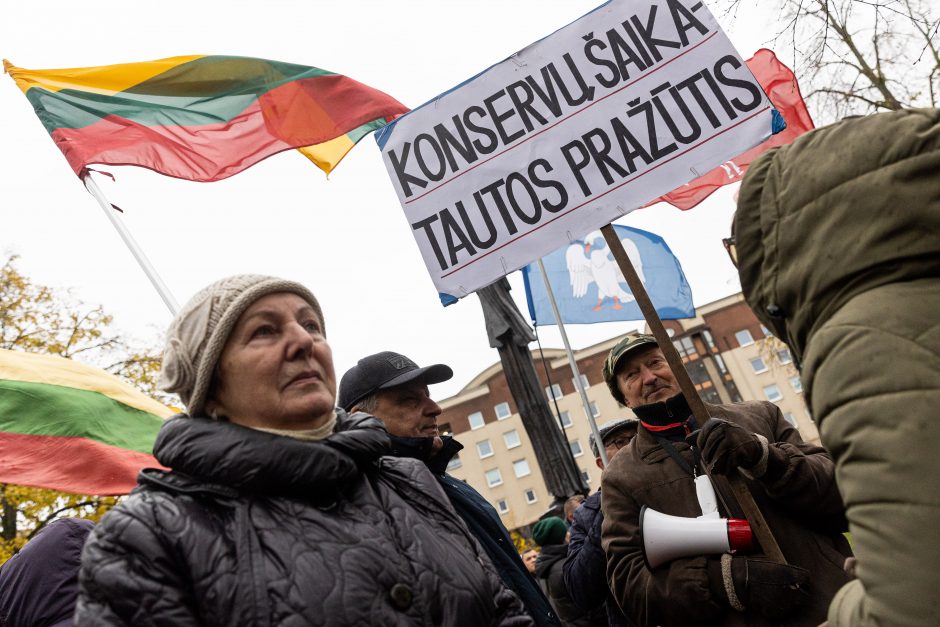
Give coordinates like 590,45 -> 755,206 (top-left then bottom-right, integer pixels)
339,351 -> 453,453
340,352 -> 559,627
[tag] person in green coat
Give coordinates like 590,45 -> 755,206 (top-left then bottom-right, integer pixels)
732,108 -> 940,626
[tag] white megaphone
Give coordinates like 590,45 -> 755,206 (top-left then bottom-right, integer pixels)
639,475 -> 754,569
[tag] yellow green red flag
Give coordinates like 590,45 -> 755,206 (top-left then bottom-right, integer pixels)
4,55 -> 408,181
0,348 -> 175,495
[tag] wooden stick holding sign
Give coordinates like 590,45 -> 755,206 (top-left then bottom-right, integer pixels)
600,224 -> 787,566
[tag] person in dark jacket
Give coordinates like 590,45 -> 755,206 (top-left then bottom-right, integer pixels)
339,351 -> 558,627
600,333 -> 852,627
533,517 -> 605,627
76,275 -> 531,626
563,495 -> 584,525
563,419 -> 638,627
0,517 -> 94,627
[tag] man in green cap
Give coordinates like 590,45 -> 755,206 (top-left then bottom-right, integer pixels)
599,332 -> 852,626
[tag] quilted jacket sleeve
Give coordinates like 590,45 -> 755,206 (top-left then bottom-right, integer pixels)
75,491 -> 200,626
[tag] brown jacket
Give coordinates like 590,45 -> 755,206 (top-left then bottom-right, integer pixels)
601,400 -> 851,626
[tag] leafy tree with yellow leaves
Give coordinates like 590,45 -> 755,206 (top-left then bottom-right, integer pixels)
0,254 -> 164,563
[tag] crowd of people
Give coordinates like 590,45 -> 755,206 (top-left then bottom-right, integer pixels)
0,109 -> 936,626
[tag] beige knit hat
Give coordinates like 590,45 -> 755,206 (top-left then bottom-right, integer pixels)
158,274 -> 323,417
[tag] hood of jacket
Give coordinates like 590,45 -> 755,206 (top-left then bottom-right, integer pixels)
734,108 -> 940,366
150,409 -> 389,499
0,518 -> 94,627
534,543 -> 568,579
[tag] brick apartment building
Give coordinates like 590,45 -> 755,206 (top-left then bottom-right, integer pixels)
437,292 -> 816,532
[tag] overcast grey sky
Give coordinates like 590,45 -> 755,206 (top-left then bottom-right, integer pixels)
1,0 -> 774,398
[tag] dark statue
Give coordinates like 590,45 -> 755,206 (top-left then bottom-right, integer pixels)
477,277 -> 588,511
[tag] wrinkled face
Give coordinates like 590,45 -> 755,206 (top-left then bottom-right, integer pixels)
615,346 -> 680,407
208,292 -> 336,430
523,549 -> 539,573
371,381 -> 443,440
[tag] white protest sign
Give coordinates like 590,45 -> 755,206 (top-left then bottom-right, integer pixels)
376,0 -> 776,304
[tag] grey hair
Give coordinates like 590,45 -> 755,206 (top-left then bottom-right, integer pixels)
352,392 -> 379,414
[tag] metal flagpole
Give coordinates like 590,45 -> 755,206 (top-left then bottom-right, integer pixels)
537,258 -> 609,467
81,172 -> 180,315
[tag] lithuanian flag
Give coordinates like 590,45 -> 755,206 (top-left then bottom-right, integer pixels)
0,349 -> 174,495
4,55 -> 408,181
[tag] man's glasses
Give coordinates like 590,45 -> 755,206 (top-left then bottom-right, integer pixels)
722,236 -> 737,268
605,434 -> 634,450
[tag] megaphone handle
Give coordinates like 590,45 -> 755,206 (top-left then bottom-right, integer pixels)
727,474 -> 788,565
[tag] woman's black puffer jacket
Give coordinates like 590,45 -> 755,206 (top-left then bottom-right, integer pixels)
76,411 -> 532,626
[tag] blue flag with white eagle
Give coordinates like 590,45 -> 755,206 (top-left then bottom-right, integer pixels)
521,225 -> 694,325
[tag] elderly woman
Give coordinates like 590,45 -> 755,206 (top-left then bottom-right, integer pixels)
76,275 -> 531,626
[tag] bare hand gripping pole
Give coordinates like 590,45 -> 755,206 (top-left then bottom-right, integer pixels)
600,224 -> 786,565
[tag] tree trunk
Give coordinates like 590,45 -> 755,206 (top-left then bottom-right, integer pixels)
1,487 -> 16,542
477,279 -> 588,511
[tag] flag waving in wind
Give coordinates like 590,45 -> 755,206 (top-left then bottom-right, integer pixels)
4,55 -> 409,181
522,225 -> 694,325
650,49 -> 813,210
0,349 -> 173,495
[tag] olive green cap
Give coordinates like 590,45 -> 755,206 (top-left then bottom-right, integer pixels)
602,332 -> 658,404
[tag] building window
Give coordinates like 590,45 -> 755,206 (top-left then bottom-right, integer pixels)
589,401 -> 601,418
485,468 -> 503,487
513,459 -> 531,478
673,336 -> 697,358
735,329 -> 754,347
524,488 -> 538,504
777,348 -> 793,365
713,354 -> 728,374
446,454 -> 462,470
760,324 -> 771,337
734,329 -> 754,346
580,469 -> 591,483
702,329 -> 716,350
468,411 -> 485,430
763,384 -> 783,402
701,388 -> 722,404
503,430 -> 521,449
750,357 -> 768,374
571,373 -> 589,389
496,499 -> 509,514
494,402 -> 511,420
789,376 -> 803,394
783,413 -> 798,428
569,440 -> 584,457
686,360 -> 712,385
559,411 -> 573,429
439,422 -> 452,437
477,440 -> 494,459
545,383 -> 563,400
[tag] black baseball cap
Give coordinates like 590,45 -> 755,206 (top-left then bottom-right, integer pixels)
338,351 -> 453,411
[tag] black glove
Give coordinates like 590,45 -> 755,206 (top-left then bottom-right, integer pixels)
694,418 -> 764,475
709,555 -> 810,619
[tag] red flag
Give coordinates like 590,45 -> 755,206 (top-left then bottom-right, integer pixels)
650,49 -> 814,210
